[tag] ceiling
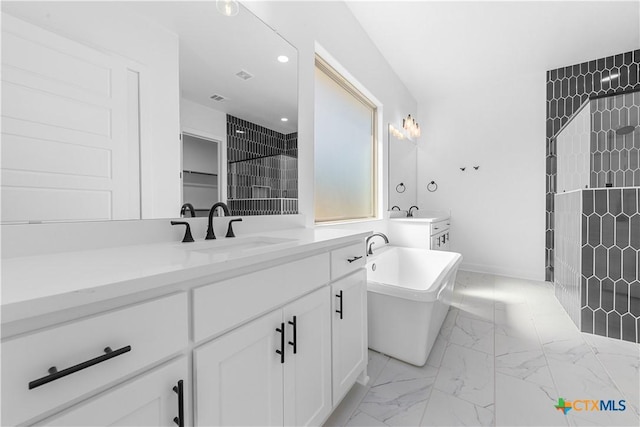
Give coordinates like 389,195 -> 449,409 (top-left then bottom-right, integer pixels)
346,0 -> 640,102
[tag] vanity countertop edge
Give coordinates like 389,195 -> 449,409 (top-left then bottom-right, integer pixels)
1,227 -> 371,325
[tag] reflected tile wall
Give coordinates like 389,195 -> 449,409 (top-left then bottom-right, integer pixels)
545,50 -> 640,281
227,115 -> 298,215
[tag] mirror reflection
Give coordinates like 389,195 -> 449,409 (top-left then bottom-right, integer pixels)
387,124 -> 417,213
1,1 -> 298,223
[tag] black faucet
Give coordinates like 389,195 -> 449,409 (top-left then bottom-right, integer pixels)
180,203 -> 196,218
366,232 -> 389,255
408,205 -> 419,217
206,202 -> 231,240
171,221 -> 194,243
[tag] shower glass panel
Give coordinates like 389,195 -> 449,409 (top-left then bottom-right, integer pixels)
556,90 -> 640,192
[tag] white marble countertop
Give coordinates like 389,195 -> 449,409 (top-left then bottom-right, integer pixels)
1,227 -> 370,324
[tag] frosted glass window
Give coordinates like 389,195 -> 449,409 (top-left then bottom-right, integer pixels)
314,58 -> 377,223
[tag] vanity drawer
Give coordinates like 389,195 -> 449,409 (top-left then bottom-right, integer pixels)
1,292 -> 188,426
330,241 -> 366,280
430,219 -> 450,235
193,253 -> 330,342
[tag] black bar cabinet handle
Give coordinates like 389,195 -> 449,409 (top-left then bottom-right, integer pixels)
288,316 -> 297,354
336,290 -> 344,320
275,322 -> 285,363
173,379 -> 184,427
28,345 -> 131,390
347,256 -> 363,263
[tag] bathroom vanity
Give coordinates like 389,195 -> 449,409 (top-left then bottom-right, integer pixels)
1,228 -> 369,426
387,211 -> 451,251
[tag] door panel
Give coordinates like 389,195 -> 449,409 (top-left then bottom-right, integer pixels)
283,287 -> 331,426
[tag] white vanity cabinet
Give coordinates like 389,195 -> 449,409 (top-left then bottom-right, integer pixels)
2,231 -> 369,427
1,293 -> 188,426
37,357 -> 188,427
331,269 -> 367,404
194,287 -> 331,427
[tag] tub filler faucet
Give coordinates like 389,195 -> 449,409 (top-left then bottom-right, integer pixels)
366,232 -> 389,255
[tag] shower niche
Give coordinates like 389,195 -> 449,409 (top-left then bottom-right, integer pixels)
554,90 -> 640,343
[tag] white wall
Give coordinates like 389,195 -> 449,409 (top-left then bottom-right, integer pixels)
245,1 -> 417,228
417,71 -> 547,280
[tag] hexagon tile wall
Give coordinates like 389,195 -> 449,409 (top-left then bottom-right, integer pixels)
555,188 -> 640,343
546,50 -> 640,281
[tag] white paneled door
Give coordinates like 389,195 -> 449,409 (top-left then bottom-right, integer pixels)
1,13 -> 140,222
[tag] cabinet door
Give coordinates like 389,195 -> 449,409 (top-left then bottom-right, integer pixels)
194,310 -> 283,426
283,287 -> 331,426
331,269 -> 367,404
40,357 -> 188,426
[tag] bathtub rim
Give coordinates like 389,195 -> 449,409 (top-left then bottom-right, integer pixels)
366,246 -> 462,302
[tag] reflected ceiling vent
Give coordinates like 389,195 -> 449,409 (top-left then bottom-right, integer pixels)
209,94 -> 227,102
235,70 -> 254,80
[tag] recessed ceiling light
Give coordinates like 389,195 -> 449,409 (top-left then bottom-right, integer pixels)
281,117 -> 288,122
601,73 -> 620,83
277,55 -> 289,63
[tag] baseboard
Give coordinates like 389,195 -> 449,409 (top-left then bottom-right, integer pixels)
460,262 -> 546,282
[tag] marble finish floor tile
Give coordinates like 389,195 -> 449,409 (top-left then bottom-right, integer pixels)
358,358 -> 438,424
583,333 -> 640,414
448,315 -> 494,354
420,389 -> 494,426
344,410 -> 387,427
434,344 -> 494,407
495,372 -> 567,426
329,271 -> 639,427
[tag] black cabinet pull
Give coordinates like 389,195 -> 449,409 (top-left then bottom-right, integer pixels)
28,345 -> 131,390
288,316 -> 297,354
347,256 -> 362,263
173,379 -> 184,427
336,290 -> 344,320
275,322 -> 285,363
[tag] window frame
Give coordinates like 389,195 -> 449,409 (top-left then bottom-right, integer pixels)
314,55 -> 379,224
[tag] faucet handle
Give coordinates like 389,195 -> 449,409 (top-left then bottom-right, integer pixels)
226,218 -> 243,238
171,221 -> 194,243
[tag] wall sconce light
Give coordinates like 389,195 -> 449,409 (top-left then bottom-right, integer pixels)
216,0 -> 239,17
403,114 -> 421,138
389,124 -> 405,140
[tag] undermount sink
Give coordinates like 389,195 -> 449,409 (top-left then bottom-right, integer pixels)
186,236 -> 296,256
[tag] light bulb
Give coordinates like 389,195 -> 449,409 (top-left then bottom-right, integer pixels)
216,0 -> 239,17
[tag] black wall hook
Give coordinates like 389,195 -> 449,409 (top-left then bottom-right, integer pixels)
473,166 -> 480,170
460,167 -> 466,171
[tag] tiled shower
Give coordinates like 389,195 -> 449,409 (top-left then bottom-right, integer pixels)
226,115 -> 298,215
554,91 -> 640,343
545,49 -> 640,281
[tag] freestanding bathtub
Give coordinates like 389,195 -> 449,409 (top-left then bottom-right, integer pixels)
366,246 -> 462,366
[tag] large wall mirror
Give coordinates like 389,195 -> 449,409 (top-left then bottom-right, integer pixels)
387,125 -> 417,213
1,1 -> 298,223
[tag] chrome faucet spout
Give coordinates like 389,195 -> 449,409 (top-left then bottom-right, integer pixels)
408,205 -> 419,217
206,202 -> 231,240
366,232 -> 389,255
